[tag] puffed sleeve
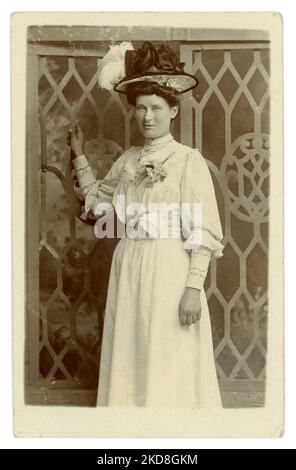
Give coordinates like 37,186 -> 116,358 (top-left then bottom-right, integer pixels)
180,148 -> 224,290
73,150 -> 129,220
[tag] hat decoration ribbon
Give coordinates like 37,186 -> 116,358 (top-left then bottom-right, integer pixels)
125,41 -> 185,77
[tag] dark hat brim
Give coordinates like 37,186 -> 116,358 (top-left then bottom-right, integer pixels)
114,71 -> 198,94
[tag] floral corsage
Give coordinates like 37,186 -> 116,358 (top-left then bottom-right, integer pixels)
134,160 -> 168,187
133,152 -> 175,188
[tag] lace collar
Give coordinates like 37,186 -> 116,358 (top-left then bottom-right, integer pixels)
140,133 -> 174,157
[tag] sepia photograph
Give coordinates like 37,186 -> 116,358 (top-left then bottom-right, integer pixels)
12,11 -> 283,437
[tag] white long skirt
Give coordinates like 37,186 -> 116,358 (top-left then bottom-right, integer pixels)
97,237 -> 222,408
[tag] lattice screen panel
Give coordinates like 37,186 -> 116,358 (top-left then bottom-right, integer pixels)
38,54 -> 128,391
180,44 -> 269,383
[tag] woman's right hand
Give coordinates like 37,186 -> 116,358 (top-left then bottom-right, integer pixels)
68,124 -> 85,159
179,287 -> 201,326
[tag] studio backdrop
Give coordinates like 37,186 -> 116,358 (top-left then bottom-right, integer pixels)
26,26 -> 270,407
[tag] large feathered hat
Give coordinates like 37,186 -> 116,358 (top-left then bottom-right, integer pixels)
98,41 -> 198,94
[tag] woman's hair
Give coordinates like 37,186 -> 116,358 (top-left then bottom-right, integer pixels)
126,81 -> 181,107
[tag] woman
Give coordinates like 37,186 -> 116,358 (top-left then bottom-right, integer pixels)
69,41 -> 224,407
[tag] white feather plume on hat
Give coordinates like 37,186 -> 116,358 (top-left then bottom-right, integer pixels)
97,41 -> 134,90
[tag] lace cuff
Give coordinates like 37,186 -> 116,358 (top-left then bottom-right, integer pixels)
186,246 -> 211,290
73,155 -> 97,198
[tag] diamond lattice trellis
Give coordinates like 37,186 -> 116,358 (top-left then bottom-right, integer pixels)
37,54 -> 131,390
180,44 -> 269,383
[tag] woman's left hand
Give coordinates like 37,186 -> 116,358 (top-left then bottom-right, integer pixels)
179,287 -> 201,326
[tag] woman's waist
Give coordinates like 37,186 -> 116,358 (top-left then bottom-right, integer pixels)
124,208 -> 183,240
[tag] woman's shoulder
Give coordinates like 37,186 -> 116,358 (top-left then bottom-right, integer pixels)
114,146 -> 139,167
119,145 -> 140,160
172,140 -> 204,162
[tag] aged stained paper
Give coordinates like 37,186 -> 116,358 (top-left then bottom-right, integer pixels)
12,11 -> 283,437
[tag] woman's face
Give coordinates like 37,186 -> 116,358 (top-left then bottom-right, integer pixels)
135,94 -> 178,140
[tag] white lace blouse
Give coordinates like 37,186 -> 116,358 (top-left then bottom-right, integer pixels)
73,134 -> 224,290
